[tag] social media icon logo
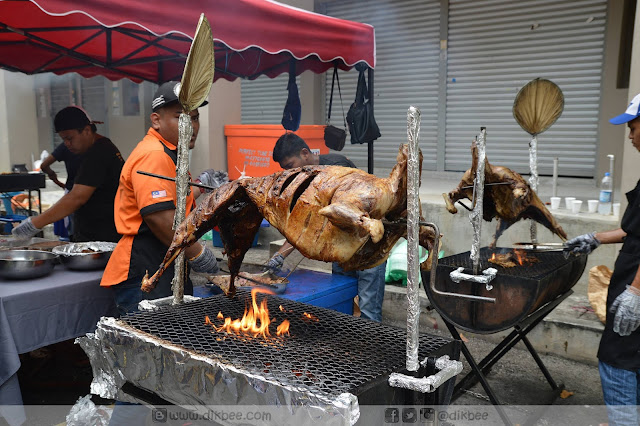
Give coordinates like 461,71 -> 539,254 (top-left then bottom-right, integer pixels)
403,408 -> 417,423
152,408 -> 167,423
385,407 -> 400,423
420,407 -> 435,421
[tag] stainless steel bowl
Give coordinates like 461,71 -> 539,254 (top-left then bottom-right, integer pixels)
0,250 -> 58,280
52,242 -> 115,271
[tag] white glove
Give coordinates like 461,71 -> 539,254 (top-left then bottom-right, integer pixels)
11,216 -> 40,240
610,286 -> 640,336
189,246 -> 219,274
266,253 -> 285,274
563,232 -> 601,255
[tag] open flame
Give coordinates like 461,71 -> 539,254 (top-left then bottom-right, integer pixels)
204,288 -> 290,338
488,249 -> 540,268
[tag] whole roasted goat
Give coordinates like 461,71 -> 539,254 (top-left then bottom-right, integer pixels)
442,140 -> 567,246
142,144 -> 437,295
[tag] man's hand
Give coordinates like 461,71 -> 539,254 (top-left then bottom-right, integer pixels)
563,232 -> 601,254
197,169 -> 228,193
11,217 -> 41,240
189,246 -> 219,274
265,253 -> 285,274
610,286 -> 640,336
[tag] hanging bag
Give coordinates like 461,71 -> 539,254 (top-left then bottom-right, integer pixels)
346,67 -> 381,145
324,66 -> 347,151
281,60 -> 301,132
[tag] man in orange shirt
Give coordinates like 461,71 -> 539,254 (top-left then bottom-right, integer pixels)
102,82 -> 218,315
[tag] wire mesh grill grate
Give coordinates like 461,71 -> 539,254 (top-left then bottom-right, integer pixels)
437,247 -> 574,279
121,292 -> 451,396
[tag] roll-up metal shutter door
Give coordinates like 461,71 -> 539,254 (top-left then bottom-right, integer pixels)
50,74 -> 75,148
81,76 -> 108,135
322,0 -> 442,175
242,74 -> 301,124
445,0 -> 606,177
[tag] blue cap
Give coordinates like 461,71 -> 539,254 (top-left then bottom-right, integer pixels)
610,93 -> 640,125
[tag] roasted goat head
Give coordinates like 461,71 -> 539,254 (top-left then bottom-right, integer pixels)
142,144 -> 437,296
442,140 -> 567,247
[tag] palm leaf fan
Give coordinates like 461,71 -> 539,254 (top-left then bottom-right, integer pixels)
179,14 -> 215,112
513,78 -> 564,136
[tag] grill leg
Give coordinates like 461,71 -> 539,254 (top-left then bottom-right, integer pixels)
515,326 -> 562,393
444,320 -> 513,426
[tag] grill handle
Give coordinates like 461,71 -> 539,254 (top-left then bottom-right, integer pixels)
428,267 -> 497,303
388,355 -> 463,393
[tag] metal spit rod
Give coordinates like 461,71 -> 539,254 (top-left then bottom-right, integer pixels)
529,135 -> 538,243
470,128 -> 487,275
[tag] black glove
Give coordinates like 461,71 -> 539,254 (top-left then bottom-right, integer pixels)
189,246 -> 219,274
197,169 -> 229,193
563,232 -> 601,254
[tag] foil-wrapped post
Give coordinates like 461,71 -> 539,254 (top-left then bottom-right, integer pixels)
528,135 -> 538,243
552,157 -> 559,198
406,106 -> 421,372
388,355 -> 463,393
171,113 -> 193,305
470,128 -> 487,275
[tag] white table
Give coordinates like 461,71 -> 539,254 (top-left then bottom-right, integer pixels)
0,266 -> 116,425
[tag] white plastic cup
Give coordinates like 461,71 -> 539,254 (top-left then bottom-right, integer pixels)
550,197 -> 561,210
613,203 -> 621,217
587,199 -> 599,213
572,200 -> 583,214
565,197 -> 576,210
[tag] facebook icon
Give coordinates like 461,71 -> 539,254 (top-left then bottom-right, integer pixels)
385,407 -> 400,423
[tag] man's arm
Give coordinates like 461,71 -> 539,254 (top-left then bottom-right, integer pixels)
143,208 -> 204,260
31,184 -> 95,229
594,228 -> 627,244
40,154 -> 65,189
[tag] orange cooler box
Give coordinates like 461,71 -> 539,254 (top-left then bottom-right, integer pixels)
225,125 -> 328,180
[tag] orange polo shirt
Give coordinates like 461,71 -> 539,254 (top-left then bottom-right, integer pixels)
101,128 -> 195,287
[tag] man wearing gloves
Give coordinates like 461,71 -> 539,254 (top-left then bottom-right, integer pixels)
101,81 -> 219,315
12,106 -> 123,242
565,93 -> 640,426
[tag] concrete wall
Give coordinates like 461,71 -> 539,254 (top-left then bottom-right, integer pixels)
0,72 -> 39,171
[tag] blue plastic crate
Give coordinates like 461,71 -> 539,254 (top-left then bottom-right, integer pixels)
0,214 -> 27,234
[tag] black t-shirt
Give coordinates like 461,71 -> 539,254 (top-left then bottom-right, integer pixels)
597,178 -> 640,370
73,137 -> 124,242
51,144 -> 83,190
319,153 -> 356,168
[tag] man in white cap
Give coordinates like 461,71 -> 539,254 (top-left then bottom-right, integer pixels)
565,93 -> 640,426
12,106 -> 124,242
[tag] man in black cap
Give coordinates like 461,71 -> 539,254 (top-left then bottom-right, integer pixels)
12,106 -> 124,242
102,81 -> 219,316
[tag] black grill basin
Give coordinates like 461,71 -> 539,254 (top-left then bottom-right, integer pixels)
424,247 -> 588,334
119,292 -> 459,407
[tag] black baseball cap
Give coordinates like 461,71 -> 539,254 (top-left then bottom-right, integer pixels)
151,81 -> 209,112
54,106 -> 93,132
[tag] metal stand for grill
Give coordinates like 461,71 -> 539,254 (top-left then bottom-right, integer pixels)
443,290 -> 572,426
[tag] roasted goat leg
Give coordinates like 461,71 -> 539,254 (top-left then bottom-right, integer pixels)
442,140 -> 567,246
142,144 -> 438,296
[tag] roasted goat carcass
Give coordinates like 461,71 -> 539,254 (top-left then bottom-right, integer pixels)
142,144 -> 437,295
442,140 -> 567,246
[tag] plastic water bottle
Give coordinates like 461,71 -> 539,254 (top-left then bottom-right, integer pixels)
598,172 -> 612,215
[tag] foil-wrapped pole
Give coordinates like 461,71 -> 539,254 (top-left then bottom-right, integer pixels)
406,106 -> 421,372
470,128 -> 487,275
552,157 -> 558,198
171,113 -> 193,304
528,135 -> 538,243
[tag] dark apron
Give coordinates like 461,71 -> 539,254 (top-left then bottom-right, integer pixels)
597,179 -> 640,371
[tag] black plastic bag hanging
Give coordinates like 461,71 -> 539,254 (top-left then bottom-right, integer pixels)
346,64 -> 380,144
281,60 -> 301,131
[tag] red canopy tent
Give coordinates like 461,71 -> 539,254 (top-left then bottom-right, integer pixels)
0,0 -> 375,83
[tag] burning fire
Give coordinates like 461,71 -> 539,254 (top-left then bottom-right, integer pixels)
488,249 -> 540,268
204,288 -> 290,338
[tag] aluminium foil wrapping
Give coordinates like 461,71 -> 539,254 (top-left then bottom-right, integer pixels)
405,106 -> 421,373
470,130 -> 487,273
528,135 -> 538,242
77,317 -> 359,426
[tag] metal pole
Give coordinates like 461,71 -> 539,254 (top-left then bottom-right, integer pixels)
406,106 -> 421,372
368,67 -> 375,174
552,157 -> 558,198
608,154 -> 615,214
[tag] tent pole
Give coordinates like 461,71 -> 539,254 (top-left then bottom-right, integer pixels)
368,67 -> 374,174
